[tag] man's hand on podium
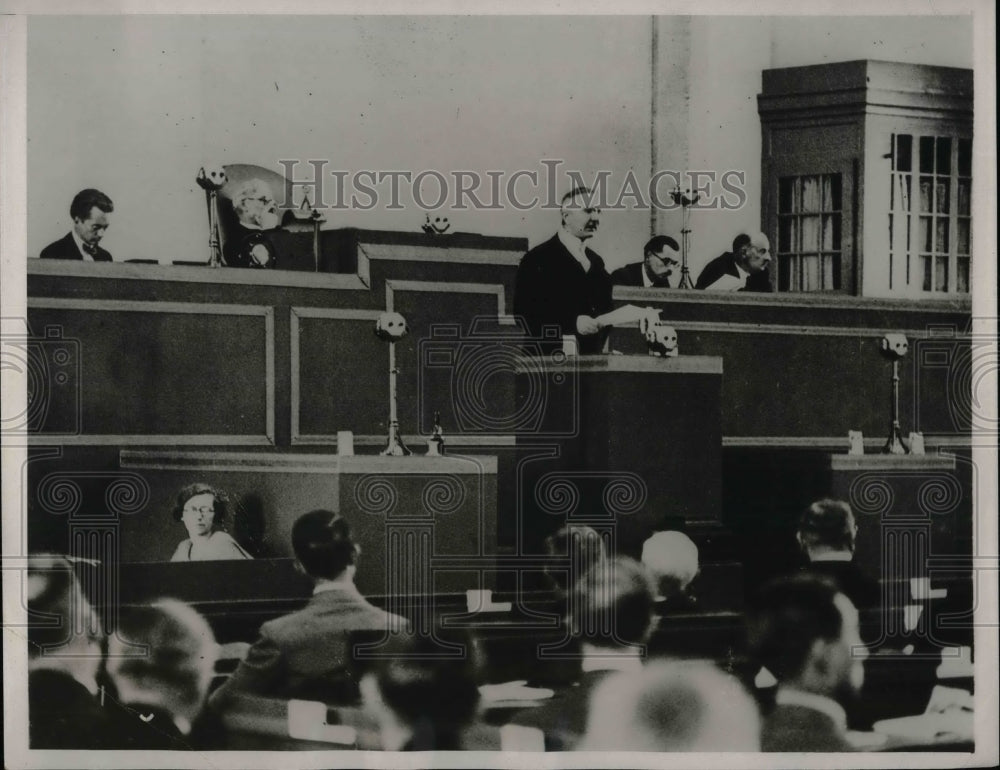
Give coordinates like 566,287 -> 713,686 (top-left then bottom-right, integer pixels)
576,315 -> 601,335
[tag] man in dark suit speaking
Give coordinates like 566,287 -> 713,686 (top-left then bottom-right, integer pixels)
40,189 -> 114,261
611,235 -> 680,288
513,186 -> 614,354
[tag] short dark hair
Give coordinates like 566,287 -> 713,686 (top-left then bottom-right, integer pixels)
747,574 -> 844,682
372,628 -> 481,749
568,556 -> 656,648
292,509 -> 356,579
731,233 -> 751,254
70,189 -> 114,221
544,524 -> 607,593
799,499 -> 857,552
171,483 -> 229,527
644,235 -> 680,256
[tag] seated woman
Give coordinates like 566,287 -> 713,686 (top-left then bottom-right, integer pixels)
170,483 -> 252,562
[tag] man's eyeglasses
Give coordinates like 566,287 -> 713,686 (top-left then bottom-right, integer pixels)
649,252 -> 680,267
183,506 -> 215,515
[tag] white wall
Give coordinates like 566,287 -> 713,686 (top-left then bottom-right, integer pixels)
27,16 -> 651,267
27,15 -> 973,272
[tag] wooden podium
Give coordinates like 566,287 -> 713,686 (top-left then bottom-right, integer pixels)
514,354 -> 723,558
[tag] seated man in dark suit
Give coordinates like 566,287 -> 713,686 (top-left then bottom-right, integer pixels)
748,574 -> 868,751
104,599 -> 220,749
27,554 -> 111,749
208,510 -> 408,708
695,231 -> 772,292
610,235 -> 680,288
508,556 -> 657,750
797,498 -> 880,611
39,189 -> 114,261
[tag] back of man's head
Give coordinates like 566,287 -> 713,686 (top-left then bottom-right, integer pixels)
27,554 -> 100,658
747,574 -> 844,685
106,599 -> 218,720
581,661 -> 760,751
544,524 -> 607,593
364,628 -> 481,750
798,499 -> 857,554
292,509 -> 357,580
568,556 -> 656,649
641,530 -> 699,597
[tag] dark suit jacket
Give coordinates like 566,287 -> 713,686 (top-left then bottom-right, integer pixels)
209,586 -> 408,707
610,261 -> 671,288
761,703 -> 854,752
29,669 -> 113,749
39,232 -> 112,261
695,251 -> 771,292
513,234 -> 613,355
804,560 -> 881,611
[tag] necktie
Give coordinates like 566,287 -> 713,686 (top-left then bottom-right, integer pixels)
82,241 -> 98,257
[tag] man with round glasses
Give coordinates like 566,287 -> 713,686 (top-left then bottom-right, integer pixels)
611,235 -> 681,288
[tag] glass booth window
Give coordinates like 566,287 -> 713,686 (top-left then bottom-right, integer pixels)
889,134 -> 971,294
777,174 -> 842,292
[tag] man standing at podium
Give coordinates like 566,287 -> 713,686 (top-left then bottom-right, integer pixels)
513,186 -> 613,354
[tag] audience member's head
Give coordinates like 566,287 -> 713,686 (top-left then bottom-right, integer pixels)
797,499 -> 858,559
568,556 -> 657,651
360,629 -> 482,751
733,231 -> 771,274
747,574 -> 866,705
291,509 -> 358,581
544,524 -> 608,593
105,599 -> 218,731
27,554 -> 103,684
641,530 -> 699,599
580,660 -> 761,751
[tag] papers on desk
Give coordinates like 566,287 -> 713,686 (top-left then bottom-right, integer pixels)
595,304 -> 658,328
937,646 -> 974,679
873,710 -> 974,744
479,680 -> 555,706
873,684 -> 974,744
844,730 -> 889,749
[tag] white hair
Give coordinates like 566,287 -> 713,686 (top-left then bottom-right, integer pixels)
580,661 -> 760,751
641,530 -> 699,591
